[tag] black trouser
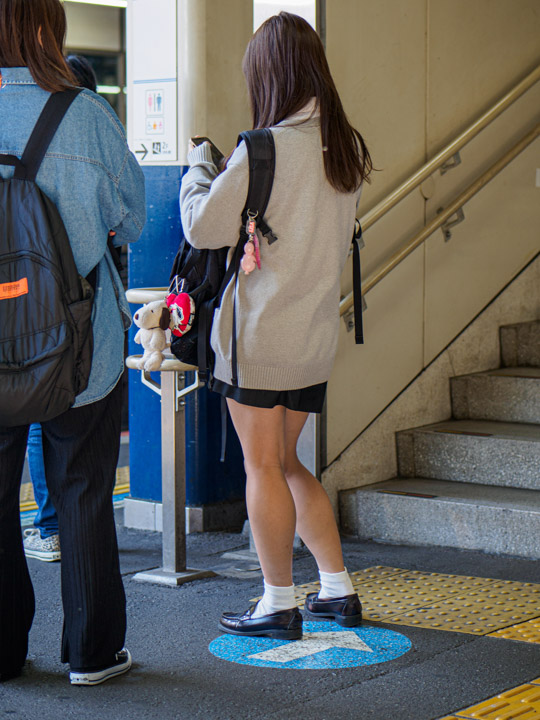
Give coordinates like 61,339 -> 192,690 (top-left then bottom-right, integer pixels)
0,380 -> 126,674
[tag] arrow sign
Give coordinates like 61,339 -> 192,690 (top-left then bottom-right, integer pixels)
135,144 -> 148,161
248,631 -> 373,664
209,622 -> 412,669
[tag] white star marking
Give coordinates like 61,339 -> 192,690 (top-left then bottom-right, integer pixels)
248,631 -> 373,663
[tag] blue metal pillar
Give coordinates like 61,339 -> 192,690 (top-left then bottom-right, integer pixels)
128,166 -> 246,507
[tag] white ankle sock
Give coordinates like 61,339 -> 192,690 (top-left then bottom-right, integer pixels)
318,568 -> 354,599
251,581 -> 296,618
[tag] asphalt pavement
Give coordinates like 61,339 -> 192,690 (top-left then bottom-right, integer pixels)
1,522 -> 539,720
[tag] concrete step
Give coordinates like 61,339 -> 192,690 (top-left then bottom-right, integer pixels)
396,419 -> 540,489
451,367 -> 540,425
500,320 -> 540,368
339,478 -> 540,558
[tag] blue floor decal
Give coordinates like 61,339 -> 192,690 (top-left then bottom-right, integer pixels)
209,621 -> 412,669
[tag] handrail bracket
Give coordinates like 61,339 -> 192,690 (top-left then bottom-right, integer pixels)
440,207 -> 465,241
343,295 -> 367,332
440,151 -> 462,175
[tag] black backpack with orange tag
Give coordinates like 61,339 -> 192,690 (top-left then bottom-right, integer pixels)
0,89 -> 96,426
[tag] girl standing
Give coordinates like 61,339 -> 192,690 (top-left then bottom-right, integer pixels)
0,0 -> 145,682
180,12 -> 372,639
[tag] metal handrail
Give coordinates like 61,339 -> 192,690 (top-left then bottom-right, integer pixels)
340,122 -> 540,316
359,64 -> 540,234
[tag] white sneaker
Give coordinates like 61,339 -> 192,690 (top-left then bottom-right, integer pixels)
23,529 -> 61,562
70,649 -> 132,686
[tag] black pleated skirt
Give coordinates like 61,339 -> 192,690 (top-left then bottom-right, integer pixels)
211,378 -> 327,414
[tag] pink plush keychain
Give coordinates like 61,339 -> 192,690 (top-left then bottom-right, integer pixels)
241,212 -> 261,275
241,241 -> 256,274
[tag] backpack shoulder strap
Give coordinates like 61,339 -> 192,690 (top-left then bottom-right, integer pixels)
211,129 -> 277,386
0,154 -> 25,170
14,88 -> 82,182
351,219 -> 364,345
237,129 -> 276,229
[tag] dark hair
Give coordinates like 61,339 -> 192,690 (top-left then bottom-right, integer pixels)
66,54 -> 97,93
242,12 -> 372,193
0,0 -> 76,93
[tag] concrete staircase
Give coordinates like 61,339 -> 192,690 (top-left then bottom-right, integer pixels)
340,320 -> 540,559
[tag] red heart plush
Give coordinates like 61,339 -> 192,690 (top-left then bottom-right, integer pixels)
166,292 -> 195,337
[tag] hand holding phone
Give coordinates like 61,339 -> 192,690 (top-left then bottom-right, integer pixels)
189,136 -> 224,167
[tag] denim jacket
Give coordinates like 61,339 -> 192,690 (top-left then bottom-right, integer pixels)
0,67 -> 146,407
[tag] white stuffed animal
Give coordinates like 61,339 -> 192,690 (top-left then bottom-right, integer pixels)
133,299 -> 170,372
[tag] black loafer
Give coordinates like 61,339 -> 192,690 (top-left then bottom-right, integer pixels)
219,604 -> 303,640
304,592 -> 363,627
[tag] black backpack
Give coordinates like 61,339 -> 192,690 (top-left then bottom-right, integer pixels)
0,89 -> 96,427
169,128 -> 278,383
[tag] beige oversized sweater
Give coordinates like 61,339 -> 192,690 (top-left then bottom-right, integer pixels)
180,106 -> 361,391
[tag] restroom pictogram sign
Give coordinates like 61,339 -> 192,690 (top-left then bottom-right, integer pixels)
146,90 -> 164,116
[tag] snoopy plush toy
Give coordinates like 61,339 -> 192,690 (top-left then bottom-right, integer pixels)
133,299 -> 170,372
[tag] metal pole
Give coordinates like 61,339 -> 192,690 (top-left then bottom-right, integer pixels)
131,365 -> 216,587
161,371 -> 186,573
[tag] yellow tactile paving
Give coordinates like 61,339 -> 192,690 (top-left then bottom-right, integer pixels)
20,467 -> 130,513
114,465 -> 130,493
20,482 -> 34,504
488,617 -> 540,645
350,565 -> 409,583
389,602 -> 534,635
396,570 -> 494,592
350,570 -> 498,623
439,682 -> 540,719
267,566 -> 540,638
389,583 -> 540,635
20,483 -> 38,513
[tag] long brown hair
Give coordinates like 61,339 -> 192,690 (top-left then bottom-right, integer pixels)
0,0 -> 76,92
242,12 -> 372,193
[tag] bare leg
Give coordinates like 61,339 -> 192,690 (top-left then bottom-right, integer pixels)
283,409 -> 346,574
226,399 -> 296,587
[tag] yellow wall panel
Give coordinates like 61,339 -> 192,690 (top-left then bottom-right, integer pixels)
327,246 -> 425,464
64,3 -> 122,53
426,0 -> 540,154
324,0 -> 540,464
326,0 -> 428,208
423,141 -> 540,364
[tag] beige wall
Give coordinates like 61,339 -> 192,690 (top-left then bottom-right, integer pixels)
64,2 -> 123,53
179,0 -> 253,159
426,0 -> 540,154
324,0 -> 540,465
205,0 -> 253,153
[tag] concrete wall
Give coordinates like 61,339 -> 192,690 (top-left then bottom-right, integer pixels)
177,0 -> 253,162
324,0 -> 540,465
64,2 -> 123,52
